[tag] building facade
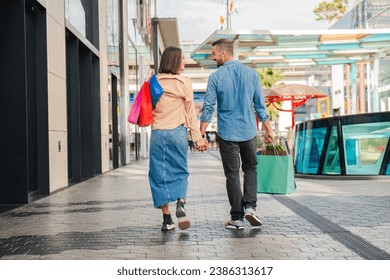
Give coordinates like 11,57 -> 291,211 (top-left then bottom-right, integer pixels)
331,0 -> 390,113
0,0 -> 188,207
0,0 -> 146,206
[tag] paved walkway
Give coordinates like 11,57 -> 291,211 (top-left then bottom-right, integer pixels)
0,150 -> 389,260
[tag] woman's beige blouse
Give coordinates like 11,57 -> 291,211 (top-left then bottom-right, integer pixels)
152,73 -> 203,142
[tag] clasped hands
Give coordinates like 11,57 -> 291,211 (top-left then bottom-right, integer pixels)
195,138 -> 208,152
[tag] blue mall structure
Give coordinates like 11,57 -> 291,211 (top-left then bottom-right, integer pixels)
294,112 -> 390,175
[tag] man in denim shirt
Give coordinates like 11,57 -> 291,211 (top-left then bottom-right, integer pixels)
200,39 -> 275,230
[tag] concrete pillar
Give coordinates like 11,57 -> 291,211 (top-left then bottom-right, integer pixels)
331,65 -> 345,115
119,0 -> 130,165
366,63 -> 371,113
350,63 -> 357,114
372,57 -> 379,112
46,0 -> 68,192
358,63 -> 366,113
345,64 -> 351,115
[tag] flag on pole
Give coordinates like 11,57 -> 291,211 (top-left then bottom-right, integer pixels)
229,0 -> 234,13
229,0 -> 238,14
220,15 -> 224,25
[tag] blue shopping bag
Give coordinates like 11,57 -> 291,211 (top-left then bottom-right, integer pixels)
150,74 -> 163,107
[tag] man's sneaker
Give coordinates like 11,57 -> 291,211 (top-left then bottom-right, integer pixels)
176,200 -> 190,230
244,207 -> 262,226
224,219 -> 244,230
161,214 -> 175,231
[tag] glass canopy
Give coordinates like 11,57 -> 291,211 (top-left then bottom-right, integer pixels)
190,29 -> 390,68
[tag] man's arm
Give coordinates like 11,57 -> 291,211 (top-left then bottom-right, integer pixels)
199,121 -> 209,136
199,76 -> 216,138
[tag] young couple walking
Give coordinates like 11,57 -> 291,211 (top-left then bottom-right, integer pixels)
148,39 -> 275,231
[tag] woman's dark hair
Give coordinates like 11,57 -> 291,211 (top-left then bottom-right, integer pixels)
158,46 -> 182,75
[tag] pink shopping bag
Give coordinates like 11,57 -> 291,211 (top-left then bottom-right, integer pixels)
127,83 -> 144,124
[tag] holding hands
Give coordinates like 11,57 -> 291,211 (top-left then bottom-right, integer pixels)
195,138 -> 208,152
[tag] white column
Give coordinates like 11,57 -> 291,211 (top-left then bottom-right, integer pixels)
331,65 -> 345,115
99,0 -> 110,172
46,0 -> 68,192
366,63 -> 371,113
350,64 -> 357,114
372,57 -> 379,112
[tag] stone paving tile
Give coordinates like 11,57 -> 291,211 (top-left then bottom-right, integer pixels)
0,151 -> 389,260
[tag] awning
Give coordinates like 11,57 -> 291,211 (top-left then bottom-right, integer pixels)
154,18 -> 180,47
264,84 -> 328,128
190,29 -> 390,68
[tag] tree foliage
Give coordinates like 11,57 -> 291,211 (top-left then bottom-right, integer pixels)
257,68 -> 284,122
313,0 -> 349,23
257,68 -> 284,89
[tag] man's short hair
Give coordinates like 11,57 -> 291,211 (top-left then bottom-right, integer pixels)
212,39 -> 233,55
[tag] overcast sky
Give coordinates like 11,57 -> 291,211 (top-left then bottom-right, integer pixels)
152,0 -> 356,43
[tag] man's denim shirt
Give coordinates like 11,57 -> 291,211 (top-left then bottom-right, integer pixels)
200,60 -> 270,142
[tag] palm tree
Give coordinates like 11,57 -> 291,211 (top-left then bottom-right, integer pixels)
257,68 -> 284,130
257,68 -> 284,89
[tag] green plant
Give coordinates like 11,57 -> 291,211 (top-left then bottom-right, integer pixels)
313,0 -> 349,23
256,68 -> 284,123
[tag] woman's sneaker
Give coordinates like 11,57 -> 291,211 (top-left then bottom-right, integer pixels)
161,214 -> 175,231
224,219 -> 244,230
244,207 -> 262,226
176,200 -> 191,230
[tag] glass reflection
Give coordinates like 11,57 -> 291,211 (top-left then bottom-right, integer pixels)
342,122 -> 390,175
65,0 -> 86,37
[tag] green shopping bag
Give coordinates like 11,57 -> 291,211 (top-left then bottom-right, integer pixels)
256,154 -> 295,194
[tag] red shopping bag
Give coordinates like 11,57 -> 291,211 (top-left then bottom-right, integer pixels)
138,81 -> 153,126
127,81 -> 153,126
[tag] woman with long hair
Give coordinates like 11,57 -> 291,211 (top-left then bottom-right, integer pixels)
149,46 -> 207,231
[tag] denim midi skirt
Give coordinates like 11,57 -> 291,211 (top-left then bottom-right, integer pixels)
149,125 -> 189,208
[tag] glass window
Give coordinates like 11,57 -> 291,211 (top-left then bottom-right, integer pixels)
65,0 -> 86,37
323,126 -> 341,174
106,0 -> 120,67
342,122 -> 390,175
294,127 -> 326,174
